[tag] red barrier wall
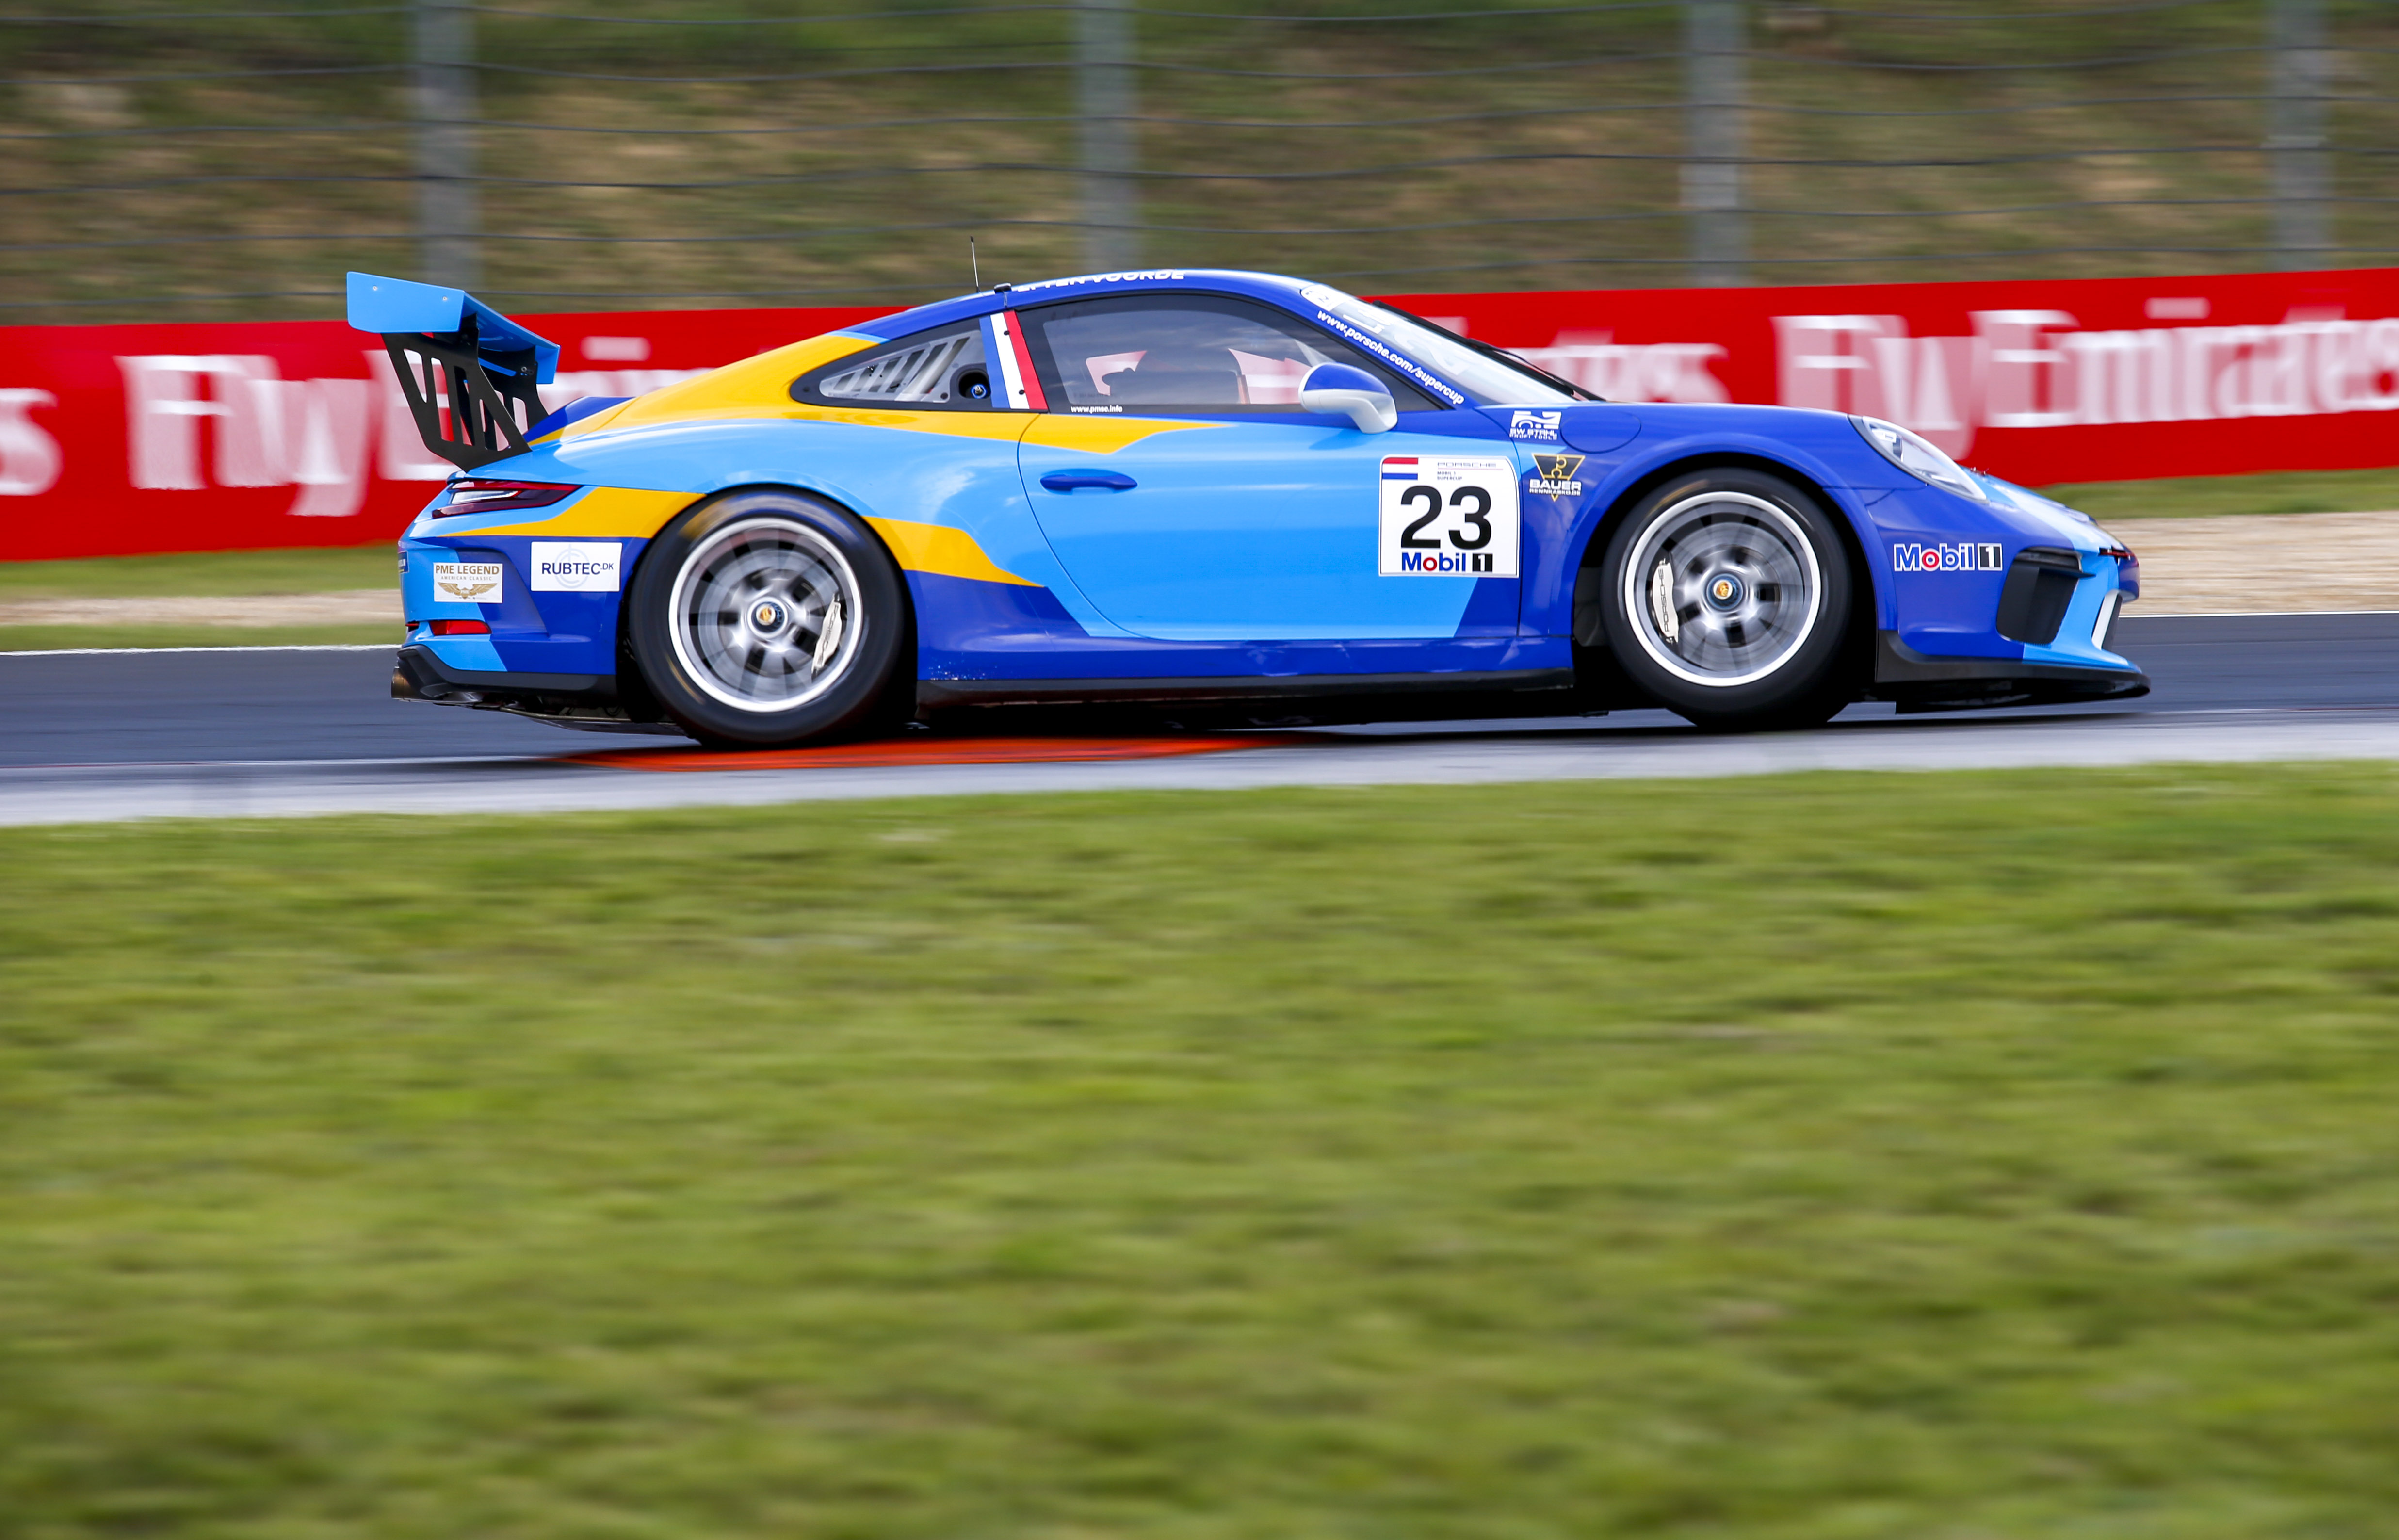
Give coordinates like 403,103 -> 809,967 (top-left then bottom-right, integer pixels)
4,268 -> 2395,562
1399,267 -> 2399,490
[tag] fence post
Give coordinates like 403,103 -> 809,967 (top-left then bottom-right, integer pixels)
414,0 -> 479,289
1683,0 -> 1747,286
1078,0 -> 1139,273
2267,0 -> 2331,269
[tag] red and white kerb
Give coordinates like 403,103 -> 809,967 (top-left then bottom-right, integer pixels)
983,310 -> 1048,413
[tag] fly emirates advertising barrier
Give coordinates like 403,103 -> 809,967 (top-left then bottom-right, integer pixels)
1,266 -> 2395,562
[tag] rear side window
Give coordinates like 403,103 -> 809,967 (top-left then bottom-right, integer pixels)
1019,293 -> 1437,415
792,324 -> 995,409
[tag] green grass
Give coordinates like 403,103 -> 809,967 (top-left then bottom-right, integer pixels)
2042,466 -> 2399,521
6,767 -> 2399,1538
0,544 -> 395,601
0,624 -> 395,653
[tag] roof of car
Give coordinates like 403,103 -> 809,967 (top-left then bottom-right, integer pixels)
846,268 -> 1332,341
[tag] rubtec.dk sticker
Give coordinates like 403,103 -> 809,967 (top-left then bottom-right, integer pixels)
531,541 -> 623,592
1379,455 -> 1521,577
431,560 -> 504,603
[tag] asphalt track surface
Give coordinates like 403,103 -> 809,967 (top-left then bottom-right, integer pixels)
3,614 -> 2398,825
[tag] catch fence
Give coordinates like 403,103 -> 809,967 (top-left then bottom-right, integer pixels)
0,0 -> 2393,321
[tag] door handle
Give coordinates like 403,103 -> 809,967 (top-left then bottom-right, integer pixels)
1040,470 -> 1138,492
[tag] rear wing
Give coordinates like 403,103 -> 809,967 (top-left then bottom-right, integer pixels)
346,272 -> 560,471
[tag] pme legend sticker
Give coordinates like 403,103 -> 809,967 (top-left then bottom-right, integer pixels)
1379,455 -> 1520,577
531,541 -> 623,592
431,560 -> 504,603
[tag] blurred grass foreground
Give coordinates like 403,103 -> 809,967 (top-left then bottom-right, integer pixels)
6,768 -> 2399,1537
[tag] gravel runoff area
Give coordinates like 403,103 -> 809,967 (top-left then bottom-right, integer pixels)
0,512 -> 2387,628
2114,510 -> 2399,614
0,589 -> 396,628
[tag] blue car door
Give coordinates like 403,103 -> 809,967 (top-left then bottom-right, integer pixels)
1013,293 -> 1521,644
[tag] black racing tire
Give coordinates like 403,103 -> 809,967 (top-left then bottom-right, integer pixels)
626,487 -> 909,747
1596,468 -> 1857,730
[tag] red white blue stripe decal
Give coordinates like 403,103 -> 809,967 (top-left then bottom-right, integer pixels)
1381,456 -> 1420,480
984,310 -> 1047,413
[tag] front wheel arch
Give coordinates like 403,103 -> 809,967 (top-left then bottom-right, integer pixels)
1571,454 -> 1876,704
1573,454 -> 1876,636
1573,451 -> 1871,671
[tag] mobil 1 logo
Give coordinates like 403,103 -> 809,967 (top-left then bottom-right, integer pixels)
1894,541 -> 2004,574
1379,454 -> 1520,577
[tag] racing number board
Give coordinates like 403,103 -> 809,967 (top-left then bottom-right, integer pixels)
1378,455 -> 1520,577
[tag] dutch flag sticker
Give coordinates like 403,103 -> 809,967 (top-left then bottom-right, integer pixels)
1382,457 -> 1420,481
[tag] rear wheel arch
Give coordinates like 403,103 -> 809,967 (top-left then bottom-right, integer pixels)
618,484 -> 917,746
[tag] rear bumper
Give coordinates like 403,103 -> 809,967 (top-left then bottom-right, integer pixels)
392,643 -> 614,705
391,646 -> 682,736
1870,632 -> 2149,713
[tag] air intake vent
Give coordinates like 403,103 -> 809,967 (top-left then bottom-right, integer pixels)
1994,547 -> 2083,646
816,332 -> 980,403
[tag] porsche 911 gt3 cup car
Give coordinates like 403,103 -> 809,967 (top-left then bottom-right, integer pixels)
349,266 -> 2144,744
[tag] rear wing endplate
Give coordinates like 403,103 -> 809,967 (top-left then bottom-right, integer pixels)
347,271 -> 560,471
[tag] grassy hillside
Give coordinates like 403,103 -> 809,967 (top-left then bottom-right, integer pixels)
6,767 -> 2399,1536
2,0 -> 2395,322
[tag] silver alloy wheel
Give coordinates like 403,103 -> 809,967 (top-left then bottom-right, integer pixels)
1619,490 -> 1823,688
666,514 -> 865,712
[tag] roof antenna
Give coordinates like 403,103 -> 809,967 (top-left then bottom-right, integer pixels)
971,236 -> 981,291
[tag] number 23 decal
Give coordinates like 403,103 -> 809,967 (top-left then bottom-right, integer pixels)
1397,484 -> 1493,550
1379,455 -> 1520,577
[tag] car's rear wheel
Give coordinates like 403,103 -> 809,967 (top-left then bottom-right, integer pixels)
627,488 -> 908,746
1597,469 -> 1855,729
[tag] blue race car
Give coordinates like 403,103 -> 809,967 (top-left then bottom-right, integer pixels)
350,266 -> 2144,744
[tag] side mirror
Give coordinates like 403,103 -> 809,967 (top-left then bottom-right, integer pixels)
1298,363 -> 1397,434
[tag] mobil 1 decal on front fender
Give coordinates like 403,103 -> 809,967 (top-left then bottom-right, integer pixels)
1379,455 -> 1520,577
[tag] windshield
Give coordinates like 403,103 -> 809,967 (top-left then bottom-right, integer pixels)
1294,282 -> 1584,407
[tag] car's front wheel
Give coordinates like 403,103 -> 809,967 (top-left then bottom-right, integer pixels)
1597,469 -> 1855,729
627,488 -> 908,746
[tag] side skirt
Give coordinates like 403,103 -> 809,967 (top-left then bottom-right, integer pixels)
918,668 -> 1584,727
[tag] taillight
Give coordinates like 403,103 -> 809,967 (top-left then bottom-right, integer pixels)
437,479 -> 578,516
428,619 -> 490,635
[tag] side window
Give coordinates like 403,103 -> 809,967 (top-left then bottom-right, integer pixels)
791,323 -> 994,409
1020,294 -> 1437,415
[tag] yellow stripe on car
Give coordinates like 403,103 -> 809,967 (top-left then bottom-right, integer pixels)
1021,413 -> 1221,454
544,324 -> 1228,453
470,487 -> 1033,589
546,332 -> 885,439
862,517 -> 1037,587
472,486 -> 697,538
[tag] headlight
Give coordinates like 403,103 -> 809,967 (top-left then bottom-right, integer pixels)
1850,416 -> 1987,503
